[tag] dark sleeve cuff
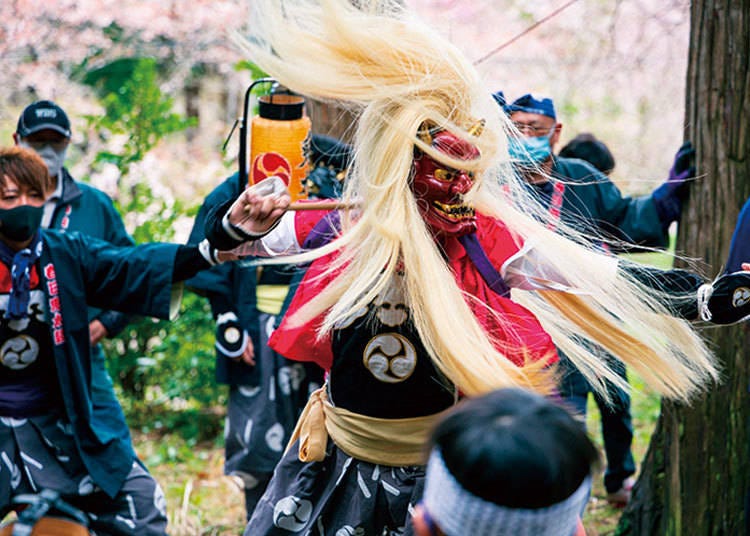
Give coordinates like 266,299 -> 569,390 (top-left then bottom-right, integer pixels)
622,264 -> 703,319
173,245 -> 212,282
208,293 -> 234,319
205,198 -> 245,250
96,310 -> 132,337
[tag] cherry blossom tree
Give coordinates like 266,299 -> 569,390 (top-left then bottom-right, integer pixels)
1,0 -> 249,95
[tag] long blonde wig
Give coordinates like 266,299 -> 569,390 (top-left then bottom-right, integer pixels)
238,0 -> 717,401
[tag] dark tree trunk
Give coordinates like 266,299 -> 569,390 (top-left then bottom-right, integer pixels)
619,1 -> 750,534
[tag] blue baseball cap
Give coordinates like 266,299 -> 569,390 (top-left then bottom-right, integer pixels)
505,94 -> 556,120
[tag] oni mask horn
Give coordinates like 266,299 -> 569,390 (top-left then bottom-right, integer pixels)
416,119 -> 484,148
468,119 -> 486,137
417,122 -> 435,146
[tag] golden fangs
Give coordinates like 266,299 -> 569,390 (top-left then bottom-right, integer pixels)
433,201 -> 475,220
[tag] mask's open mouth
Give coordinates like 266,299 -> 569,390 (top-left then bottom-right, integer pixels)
432,201 -> 475,221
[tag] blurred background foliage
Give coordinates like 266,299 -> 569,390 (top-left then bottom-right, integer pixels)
83,51 -> 224,440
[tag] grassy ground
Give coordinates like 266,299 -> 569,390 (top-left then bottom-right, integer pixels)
135,430 -> 246,535
581,377 -> 661,535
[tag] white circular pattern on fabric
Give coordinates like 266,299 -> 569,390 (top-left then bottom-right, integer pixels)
335,526 -> 366,536
733,287 -> 750,308
0,335 -> 39,370
225,327 -> 241,344
78,475 -> 95,495
273,496 -> 313,531
373,285 -> 408,327
278,364 -> 305,395
0,417 -> 27,427
363,333 -> 417,383
265,423 -> 285,452
238,385 -> 261,398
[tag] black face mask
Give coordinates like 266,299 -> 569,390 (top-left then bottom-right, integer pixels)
0,205 -> 44,242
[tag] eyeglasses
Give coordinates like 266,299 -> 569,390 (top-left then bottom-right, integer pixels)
22,138 -> 69,151
434,168 -> 475,181
511,122 -> 555,137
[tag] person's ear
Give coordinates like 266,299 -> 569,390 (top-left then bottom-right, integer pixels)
550,122 -> 562,149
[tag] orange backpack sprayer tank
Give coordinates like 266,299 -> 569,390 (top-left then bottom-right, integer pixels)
238,80 -> 311,201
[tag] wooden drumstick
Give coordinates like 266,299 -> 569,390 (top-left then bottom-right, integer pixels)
244,200 -> 360,212
289,200 -> 360,211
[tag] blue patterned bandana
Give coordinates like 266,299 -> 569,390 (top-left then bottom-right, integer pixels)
0,232 -> 43,319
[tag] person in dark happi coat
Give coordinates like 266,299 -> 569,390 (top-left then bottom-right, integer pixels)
504,94 -> 693,251
0,146 -> 229,535
13,100 -> 136,454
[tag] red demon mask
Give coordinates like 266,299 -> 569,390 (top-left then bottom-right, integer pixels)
411,128 -> 480,238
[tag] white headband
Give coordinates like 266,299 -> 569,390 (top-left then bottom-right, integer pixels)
422,449 -> 591,536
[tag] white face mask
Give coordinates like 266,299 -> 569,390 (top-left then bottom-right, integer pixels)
18,141 -> 67,179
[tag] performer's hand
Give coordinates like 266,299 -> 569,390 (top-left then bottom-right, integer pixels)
89,319 -> 109,345
743,263 -> 750,271
652,141 -> 696,224
669,141 -> 696,188
241,336 -> 255,366
227,176 -> 290,238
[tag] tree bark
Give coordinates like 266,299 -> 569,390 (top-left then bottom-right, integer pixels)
619,1 -> 750,534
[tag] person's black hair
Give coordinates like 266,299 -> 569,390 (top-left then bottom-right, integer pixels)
428,388 -> 599,509
559,133 -> 615,175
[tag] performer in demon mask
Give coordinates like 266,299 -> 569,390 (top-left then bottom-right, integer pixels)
205,0 -> 750,533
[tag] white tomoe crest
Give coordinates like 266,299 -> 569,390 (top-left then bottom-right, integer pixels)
363,334 -> 417,383
273,496 -> 314,531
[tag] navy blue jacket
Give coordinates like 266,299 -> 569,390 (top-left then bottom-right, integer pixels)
726,197 -> 750,273
185,174 -> 260,385
50,169 -> 135,335
40,231 -> 179,498
539,157 -> 668,249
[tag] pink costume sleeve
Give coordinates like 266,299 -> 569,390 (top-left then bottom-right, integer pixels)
449,214 -> 558,365
268,208 -> 339,370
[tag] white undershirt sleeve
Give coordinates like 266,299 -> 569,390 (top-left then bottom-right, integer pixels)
501,239 -> 619,293
228,211 -> 304,257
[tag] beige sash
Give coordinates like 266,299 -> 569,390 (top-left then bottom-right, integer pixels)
287,386 -> 450,466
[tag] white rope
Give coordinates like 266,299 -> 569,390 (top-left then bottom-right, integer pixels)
696,283 -> 714,321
